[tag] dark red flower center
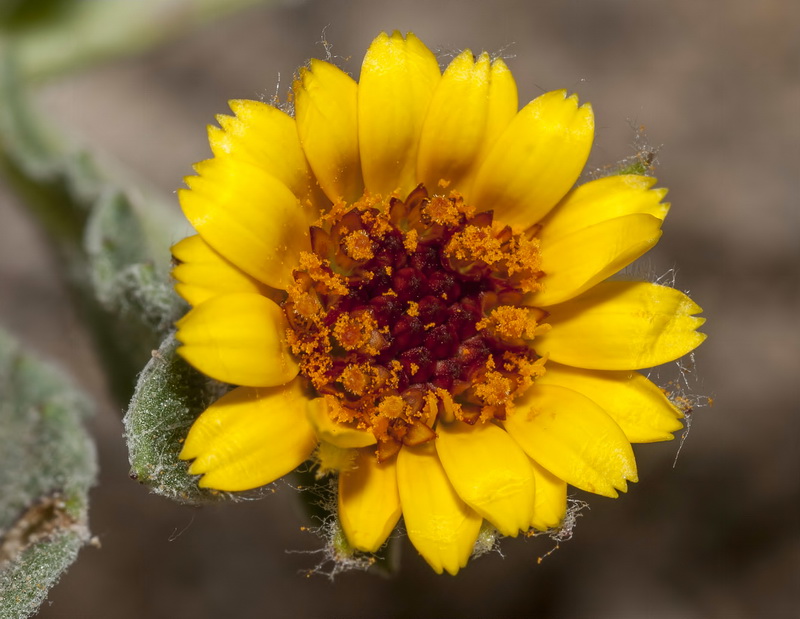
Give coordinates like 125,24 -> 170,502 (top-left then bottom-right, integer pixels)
284,185 -> 547,460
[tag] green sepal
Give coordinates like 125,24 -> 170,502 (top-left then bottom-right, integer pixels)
124,332 -> 231,505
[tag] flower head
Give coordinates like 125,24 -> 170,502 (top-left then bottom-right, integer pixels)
172,32 -> 706,574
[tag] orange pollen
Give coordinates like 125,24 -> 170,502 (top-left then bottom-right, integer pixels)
338,363 -> 372,396
293,292 -> 320,318
403,228 -> 419,253
297,252 -> 349,296
474,369 -> 514,407
332,311 -> 379,352
377,395 -> 409,419
343,229 -> 375,261
477,306 -> 539,340
445,225 -> 505,264
424,194 -> 462,226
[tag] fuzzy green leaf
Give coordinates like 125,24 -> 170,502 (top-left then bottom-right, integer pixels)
0,330 -> 96,619
85,190 -> 185,336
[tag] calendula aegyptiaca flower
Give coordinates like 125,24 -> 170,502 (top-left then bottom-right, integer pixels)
172,32 -> 705,574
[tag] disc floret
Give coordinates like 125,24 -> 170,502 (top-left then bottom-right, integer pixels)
284,186 -> 548,460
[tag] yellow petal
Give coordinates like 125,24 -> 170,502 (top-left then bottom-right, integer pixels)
306,397 -> 377,448
480,57 -> 519,165
536,281 -> 707,370
397,444 -> 483,575
358,31 -> 441,197
536,362 -> 683,442
338,448 -> 402,552
504,384 -> 638,498
315,441 -> 357,474
180,157 -> 312,290
179,381 -> 316,491
171,234 -> 272,307
293,59 -> 363,203
176,293 -> 299,387
471,90 -> 594,228
435,421 -> 536,537
529,459 -> 567,531
538,174 -> 670,243
528,214 -> 664,306
417,51 -> 517,194
208,99 -> 325,209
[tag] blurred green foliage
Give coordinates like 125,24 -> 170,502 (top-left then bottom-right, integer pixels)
0,0 -> 71,31
2,0 -> 270,81
0,47 -> 183,401
0,1 -> 275,614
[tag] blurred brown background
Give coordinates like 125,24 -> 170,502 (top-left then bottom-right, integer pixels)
1,0 -> 798,617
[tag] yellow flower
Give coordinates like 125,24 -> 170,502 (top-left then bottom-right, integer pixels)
172,31 -> 706,575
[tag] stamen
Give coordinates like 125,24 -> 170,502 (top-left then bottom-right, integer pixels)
343,230 -> 375,261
